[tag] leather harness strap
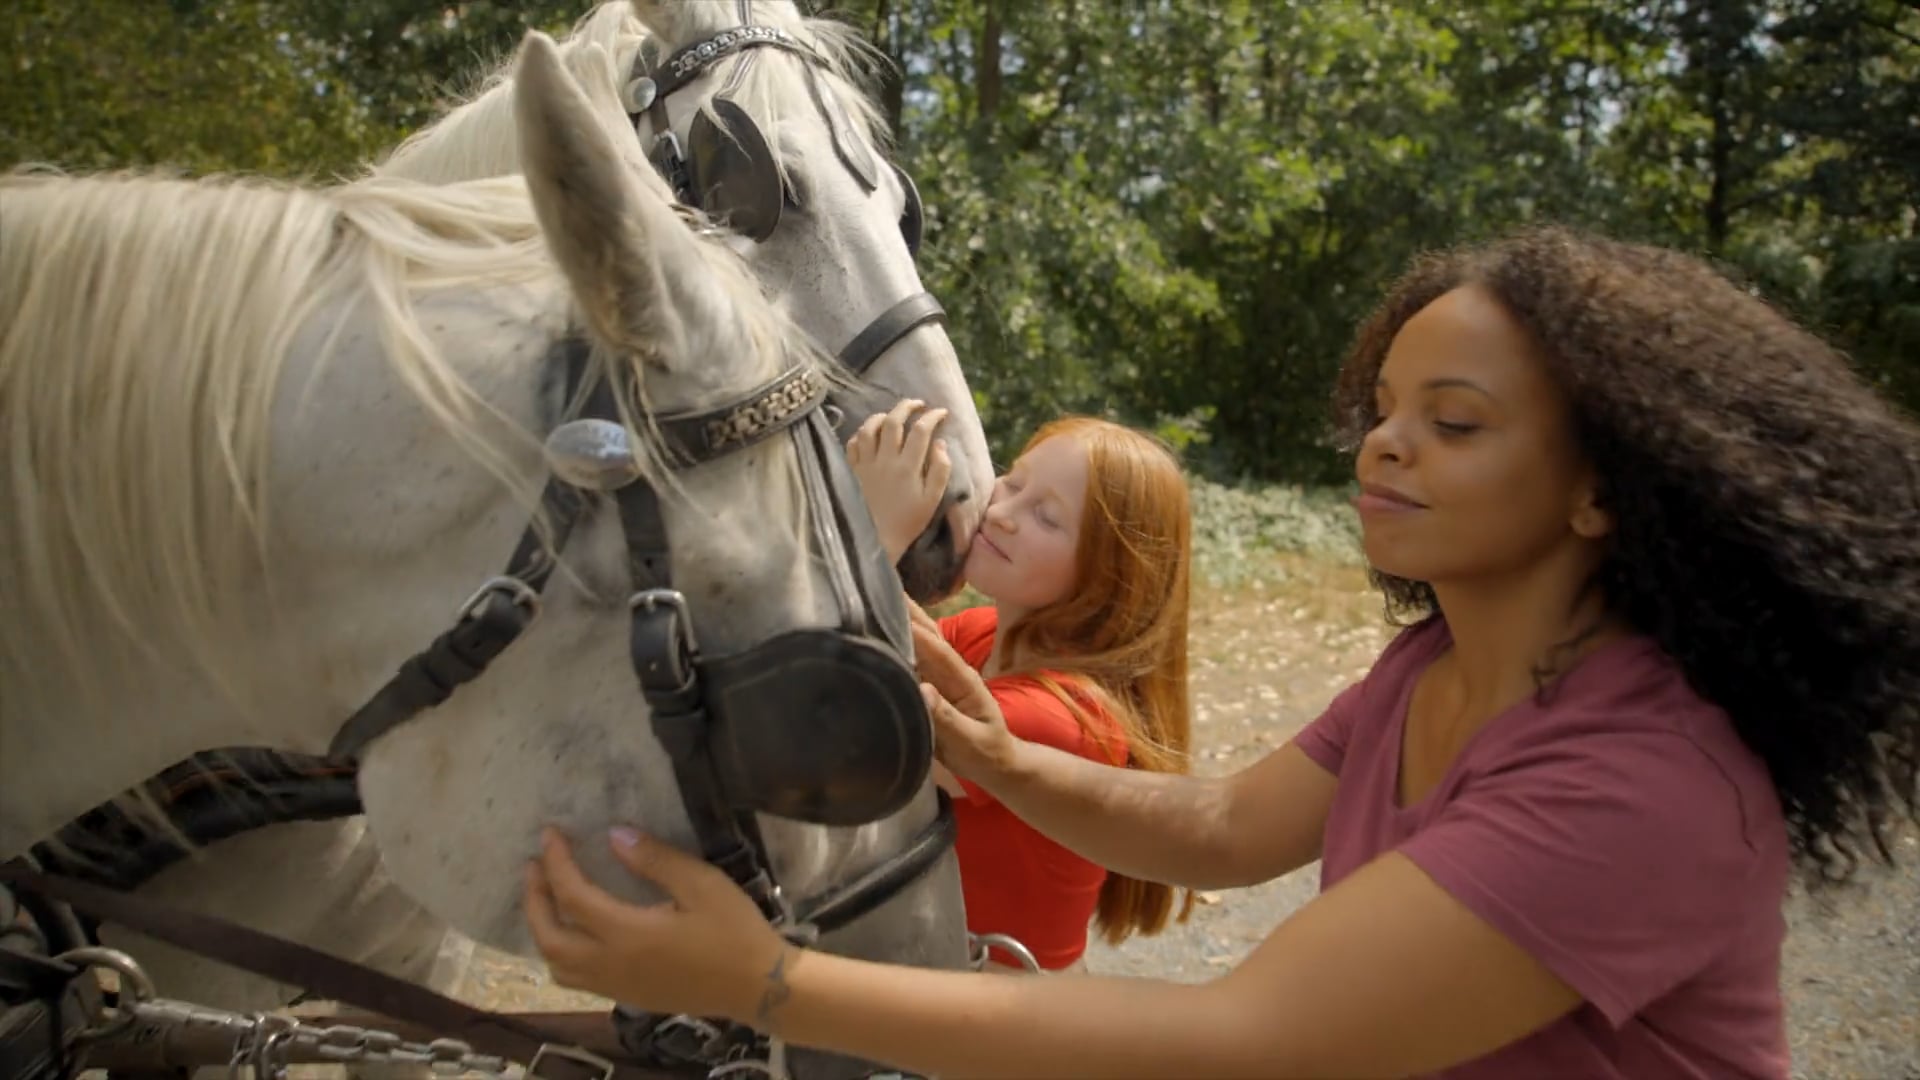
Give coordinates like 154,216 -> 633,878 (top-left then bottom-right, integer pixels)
834,292 -> 946,379
0,864 -> 667,1080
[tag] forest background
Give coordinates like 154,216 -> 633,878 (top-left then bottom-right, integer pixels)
7,0 -> 1916,573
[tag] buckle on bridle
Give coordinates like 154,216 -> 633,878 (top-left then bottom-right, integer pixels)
629,587 -> 690,617
629,589 -> 696,648
526,1042 -> 616,1080
458,575 -> 541,621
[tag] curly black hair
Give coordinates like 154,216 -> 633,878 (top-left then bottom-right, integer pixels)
1330,225 -> 1920,888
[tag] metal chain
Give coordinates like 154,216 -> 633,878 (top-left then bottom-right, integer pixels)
125,998 -> 518,1078
51,931 -> 1036,1080
50,946 -> 517,1078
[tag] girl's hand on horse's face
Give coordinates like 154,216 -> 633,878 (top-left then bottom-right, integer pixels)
523,827 -> 787,1023
910,620 -> 1018,781
845,400 -> 951,563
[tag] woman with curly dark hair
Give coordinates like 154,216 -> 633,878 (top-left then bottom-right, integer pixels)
519,226 -> 1920,1079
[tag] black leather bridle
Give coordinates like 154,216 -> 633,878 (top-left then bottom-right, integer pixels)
625,13 -> 946,389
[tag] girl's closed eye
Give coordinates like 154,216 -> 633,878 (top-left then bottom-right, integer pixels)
1434,419 -> 1480,436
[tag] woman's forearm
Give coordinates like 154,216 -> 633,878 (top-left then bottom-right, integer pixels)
760,947 -> 1266,1079
974,740 -> 1256,890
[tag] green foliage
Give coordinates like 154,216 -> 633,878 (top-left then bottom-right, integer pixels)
2,1 -> 587,179
284,2 -> 587,135
929,472 -> 1364,620
5,0 -> 1915,470
1188,478 -> 1364,587
1818,237 -> 1920,409
3,0 -> 390,177
883,0 -> 1920,475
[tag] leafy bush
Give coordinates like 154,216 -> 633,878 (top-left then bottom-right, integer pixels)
1189,479 -> 1364,586
929,480 -> 1361,617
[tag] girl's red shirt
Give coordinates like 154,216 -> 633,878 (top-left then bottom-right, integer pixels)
938,605 -> 1128,970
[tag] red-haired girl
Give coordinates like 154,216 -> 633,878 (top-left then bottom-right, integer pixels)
841,402 -> 1196,972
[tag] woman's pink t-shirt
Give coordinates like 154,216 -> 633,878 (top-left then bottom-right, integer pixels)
1293,617 -> 1791,1079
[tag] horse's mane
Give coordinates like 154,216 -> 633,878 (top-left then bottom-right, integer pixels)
0,163 -> 814,737
0,167 -> 532,718
373,1 -> 892,189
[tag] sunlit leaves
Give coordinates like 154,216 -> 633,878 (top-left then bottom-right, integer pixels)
5,0 -> 1914,475
3,0 -> 387,176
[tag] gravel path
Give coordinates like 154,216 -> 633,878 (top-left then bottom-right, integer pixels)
462,564 -> 1920,1077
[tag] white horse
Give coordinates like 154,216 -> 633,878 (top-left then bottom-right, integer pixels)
42,1 -> 998,1066
0,31 -> 968,1080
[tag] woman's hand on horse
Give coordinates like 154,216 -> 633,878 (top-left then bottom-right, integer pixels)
845,399 -> 951,564
906,596 -> 941,637
524,826 -> 788,1023
927,761 -> 969,799
910,619 -> 1017,783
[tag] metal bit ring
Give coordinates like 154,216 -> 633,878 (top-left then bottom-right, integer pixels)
51,946 -> 156,1041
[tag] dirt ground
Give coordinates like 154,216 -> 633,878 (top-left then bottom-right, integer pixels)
460,555 -> 1919,1078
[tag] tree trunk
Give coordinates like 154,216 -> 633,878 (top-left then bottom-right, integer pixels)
871,0 -> 905,143
1704,58 -> 1733,251
1195,1 -> 1223,127
1698,0 -> 1740,254
975,0 -> 1003,141
1261,20 -> 1277,127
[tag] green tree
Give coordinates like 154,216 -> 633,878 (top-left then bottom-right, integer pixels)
3,0 -> 386,176
6,0 -> 1913,473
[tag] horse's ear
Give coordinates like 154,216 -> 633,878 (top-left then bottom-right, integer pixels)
559,41 -> 662,186
512,30 -> 702,362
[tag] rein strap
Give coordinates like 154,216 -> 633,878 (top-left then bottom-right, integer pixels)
0,864 -> 670,1080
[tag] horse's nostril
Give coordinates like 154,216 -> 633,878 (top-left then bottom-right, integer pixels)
951,489 -> 971,505
929,512 -> 955,552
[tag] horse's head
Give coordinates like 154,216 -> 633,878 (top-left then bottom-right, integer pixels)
617,0 -> 992,600
337,34 -> 963,998
378,0 -> 991,601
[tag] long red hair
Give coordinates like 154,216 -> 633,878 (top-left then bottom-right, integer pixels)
996,416 -> 1196,944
